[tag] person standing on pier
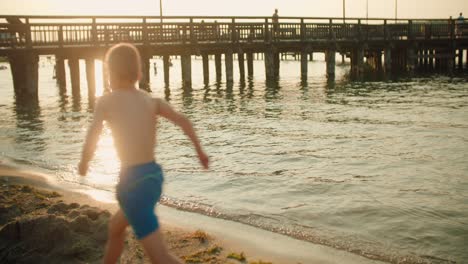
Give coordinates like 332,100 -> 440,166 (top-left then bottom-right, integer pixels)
456,12 -> 465,37
78,43 -> 209,264
272,9 -> 280,39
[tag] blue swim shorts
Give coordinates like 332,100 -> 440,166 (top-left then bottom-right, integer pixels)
116,161 -> 164,240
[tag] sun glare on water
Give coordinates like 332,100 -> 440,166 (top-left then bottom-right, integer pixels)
94,59 -> 105,97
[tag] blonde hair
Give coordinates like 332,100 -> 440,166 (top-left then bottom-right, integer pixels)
104,43 -> 142,85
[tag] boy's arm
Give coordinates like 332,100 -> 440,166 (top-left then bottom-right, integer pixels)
78,99 -> 106,176
155,98 -> 209,169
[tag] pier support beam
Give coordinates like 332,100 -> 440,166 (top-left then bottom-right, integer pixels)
384,48 -> 392,74
9,52 -> 39,100
457,49 -> 463,71
406,47 -> 416,75
264,50 -> 275,81
85,58 -> 96,98
225,50 -> 234,84
215,54 -> 222,82
238,51 -> 245,81
351,48 -> 364,78
273,52 -> 280,78
181,54 -> 192,87
202,53 -> 209,85
55,55 -> 66,90
325,49 -> 336,79
301,50 -> 308,80
246,52 -> 254,77
139,55 -> 150,91
68,57 -> 80,97
163,55 -> 170,86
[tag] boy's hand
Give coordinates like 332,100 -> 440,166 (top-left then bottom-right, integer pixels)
197,151 -> 209,169
77,161 -> 88,176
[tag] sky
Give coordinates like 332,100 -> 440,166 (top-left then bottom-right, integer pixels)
1,0 -> 467,19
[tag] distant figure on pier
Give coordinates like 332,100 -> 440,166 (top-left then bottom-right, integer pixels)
153,62 -> 157,75
78,43 -> 209,264
456,12 -> 465,36
272,9 -> 279,38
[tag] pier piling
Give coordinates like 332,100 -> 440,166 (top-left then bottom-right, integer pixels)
247,52 -> 254,77
238,51 -> 245,81
301,50 -> 308,80
225,50 -> 234,83
215,54 -> 222,82
55,55 -> 66,90
181,54 -> 192,87
68,58 -> 80,97
264,51 -> 275,80
163,55 -> 170,86
202,53 -> 209,84
9,52 -> 39,100
326,49 -> 336,79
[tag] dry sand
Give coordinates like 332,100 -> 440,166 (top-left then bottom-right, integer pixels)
0,165 -> 273,264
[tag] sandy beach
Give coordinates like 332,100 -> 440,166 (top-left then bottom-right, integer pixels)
0,164 -> 387,264
0,165 -> 276,264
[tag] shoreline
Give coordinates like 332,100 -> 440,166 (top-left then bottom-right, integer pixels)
0,164 -> 386,264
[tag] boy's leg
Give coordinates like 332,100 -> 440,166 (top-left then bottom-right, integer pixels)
140,229 -> 183,264
103,209 -> 129,264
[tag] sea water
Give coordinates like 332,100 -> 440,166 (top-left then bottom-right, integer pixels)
0,56 -> 467,263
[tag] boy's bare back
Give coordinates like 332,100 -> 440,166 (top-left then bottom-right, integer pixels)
97,89 -> 159,167
78,42 -> 208,176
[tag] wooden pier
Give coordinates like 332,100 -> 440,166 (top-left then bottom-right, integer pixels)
1,15 -> 467,99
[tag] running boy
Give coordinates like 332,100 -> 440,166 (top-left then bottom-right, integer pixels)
78,43 -> 209,264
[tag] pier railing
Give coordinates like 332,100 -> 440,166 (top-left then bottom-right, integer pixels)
1,16 -> 467,49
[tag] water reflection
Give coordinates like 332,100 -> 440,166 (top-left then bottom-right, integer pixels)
13,98 -> 45,153
181,86 -> 193,107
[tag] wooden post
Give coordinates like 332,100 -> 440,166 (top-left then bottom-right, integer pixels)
310,52 -> 314,61
68,57 -> 80,97
202,53 -> 209,85
384,48 -> 392,74
238,51 -> 245,81
142,18 -> 149,45
273,52 -> 280,78
225,50 -> 234,83
246,52 -> 254,76
457,49 -> 463,71
25,18 -> 32,49
181,54 -> 192,87
139,54 -> 150,90
264,50 -> 275,80
55,54 -> 66,90
91,18 -> 98,46
326,49 -> 336,79
9,52 -> 39,100
447,50 -> 455,74
301,50 -> 308,80
85,58 -> 96,98
406,46 -> 416,74
215,53 -> 222,82
163,55 -> 170,86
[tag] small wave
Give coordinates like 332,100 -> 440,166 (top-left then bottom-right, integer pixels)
159,195 -> 435,264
